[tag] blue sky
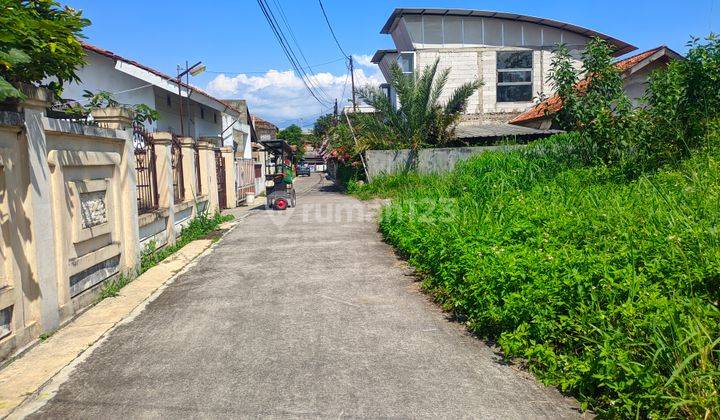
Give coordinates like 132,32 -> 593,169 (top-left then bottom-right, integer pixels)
66,0 -> 717,127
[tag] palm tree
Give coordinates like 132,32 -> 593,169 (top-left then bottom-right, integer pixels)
357,59 -> 482,158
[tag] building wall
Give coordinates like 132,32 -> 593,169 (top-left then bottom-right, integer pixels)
395,15 -> 589,51
60,52 -> 157,128
256,127 -> 277,142
410,47 -> 582,124
0,87 -> 237,362
365,144 -> 523,178
623,60 -> 666,107
382,15 -> 589,124
152,87 -> 224,138
59,51 -> 231,140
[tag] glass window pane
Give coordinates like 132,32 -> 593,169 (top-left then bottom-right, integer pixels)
398,53 -> 414,73
503,21 -> 523,46
498,71 -> 532,83
463,17 -> 483,44
423,15 -> 443,44
403,16 -> 423,44
497,85 -> 533,102
563,31 -> 588,50
497,51 -> 532,69
542,27 -> 561,47
484,19 -> 503,45
523,23 -> 543,46
444,16 -> 462,44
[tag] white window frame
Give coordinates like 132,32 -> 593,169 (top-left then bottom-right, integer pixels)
396,51 -> 416,75
496,50 -> 534,103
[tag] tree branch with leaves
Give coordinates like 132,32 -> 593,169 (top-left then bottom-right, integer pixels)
0,0 -> 90,102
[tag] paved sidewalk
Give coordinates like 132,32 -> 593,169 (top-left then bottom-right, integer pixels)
0,237 -> 224,419
20,174 -> 580,418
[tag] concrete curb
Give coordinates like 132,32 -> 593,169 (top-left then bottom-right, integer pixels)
0,223 -> 239,419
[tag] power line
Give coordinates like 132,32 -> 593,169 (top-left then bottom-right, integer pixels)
271,0 -> 333,100
318,0 -> 357,111
261,0 -> 333,105
205,57 -> 346,75
256,0 -> 325,105
256,0 -> 331,107
318,0 -> 349,59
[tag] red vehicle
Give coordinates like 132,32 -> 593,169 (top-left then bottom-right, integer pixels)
261,140 -> 296,210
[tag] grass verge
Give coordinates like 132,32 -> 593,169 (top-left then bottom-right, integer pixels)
351,136 -> 720,418
98,211 -> 233,300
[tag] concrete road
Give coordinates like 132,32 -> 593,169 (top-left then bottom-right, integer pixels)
27,174 -> 579,419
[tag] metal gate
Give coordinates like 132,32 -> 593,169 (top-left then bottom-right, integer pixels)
133,123 -> 159,213
215,149 -> 227,209
171,135 -> 184,204
236,158 -> 255,205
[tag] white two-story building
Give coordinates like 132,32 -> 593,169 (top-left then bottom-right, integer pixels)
371,8 -> 637,139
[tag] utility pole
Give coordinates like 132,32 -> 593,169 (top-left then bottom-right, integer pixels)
333,98 -> 338,126
176,61 -> 205,137
349,56 -> 357,112
177,65 -> 185,136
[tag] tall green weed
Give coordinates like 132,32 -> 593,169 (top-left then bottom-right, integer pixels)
354,140 -> 720,417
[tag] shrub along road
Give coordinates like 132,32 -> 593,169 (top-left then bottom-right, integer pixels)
25,174 -> 579,418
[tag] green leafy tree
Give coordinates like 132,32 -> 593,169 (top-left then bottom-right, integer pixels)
357,59 -> 481,157
278,124 -> 303,145
548,37 -> 633,165
278,124 -> 304,160
0,0 -> 90,101
313,113 -> 334,137
547,43 -> 579,130
637,34 -> 720,169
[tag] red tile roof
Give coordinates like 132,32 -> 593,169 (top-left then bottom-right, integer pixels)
251,115 -> 278,131
82,43 -> 242,115
509,46 -> 676,125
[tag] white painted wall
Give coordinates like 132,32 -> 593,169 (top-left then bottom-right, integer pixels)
623,60 -> 665,107
60,52 -> 157,129
412,47 -> 583,117
59,50 -> 237,139
220,113 -> 251,158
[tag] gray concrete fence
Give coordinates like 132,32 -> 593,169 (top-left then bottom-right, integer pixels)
365,145 -> 523,180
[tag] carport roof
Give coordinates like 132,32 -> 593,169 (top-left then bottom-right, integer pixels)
455,124 -> 562,139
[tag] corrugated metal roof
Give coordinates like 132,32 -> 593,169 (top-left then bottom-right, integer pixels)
455,124 -> 562,139
380,8 -> 636,57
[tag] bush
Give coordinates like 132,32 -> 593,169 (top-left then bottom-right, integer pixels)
549,35 -> 720,177
354,140 -> 719,417
350,34 -> 720,417
140,212 -> 232,273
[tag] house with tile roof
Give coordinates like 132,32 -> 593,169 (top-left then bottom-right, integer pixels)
510,46 -> 684,129
371,8 -> 638,141
52,44 -> 253,158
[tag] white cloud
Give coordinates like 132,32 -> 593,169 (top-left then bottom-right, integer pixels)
205,59 -> 385,127
352,54 -> 376,68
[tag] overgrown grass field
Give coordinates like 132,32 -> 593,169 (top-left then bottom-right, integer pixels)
350,136 -> 720,417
